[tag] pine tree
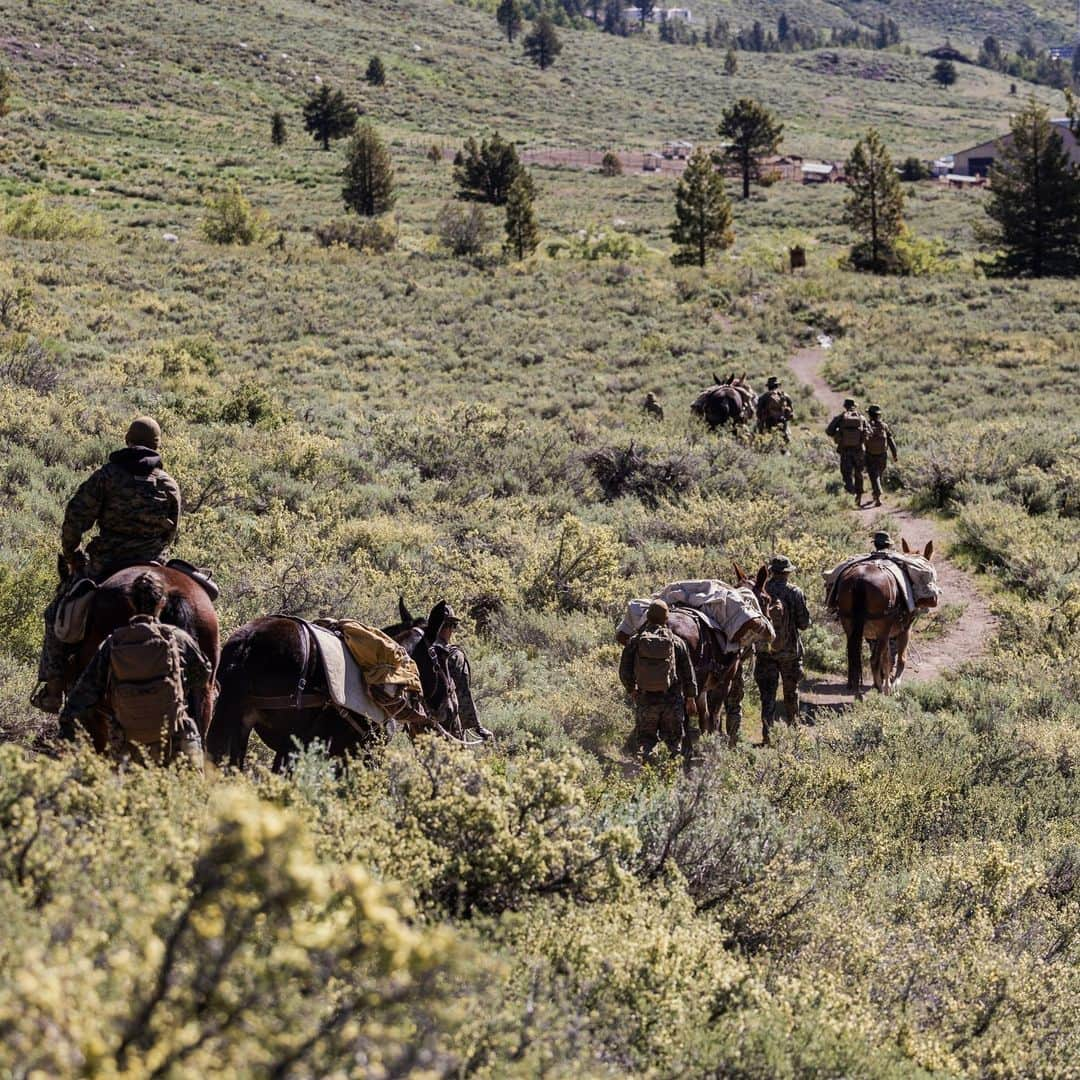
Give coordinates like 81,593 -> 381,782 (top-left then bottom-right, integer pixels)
497,0 -> 524,43
0,66 -> 12,119
523,15 -> 563,70
270,110 -> 286,147
366,56 -> 386,87
718,98 -> 783,199
982,100 -> 1080,277
933,59 -> 957,86
303,85 -> 358,151
724,48 -> 738,75
843,129 -> 905,272
504,172 -> 539,260
670,146 -> 734,267
454,133 -> 524,204
342,124 -> 396,217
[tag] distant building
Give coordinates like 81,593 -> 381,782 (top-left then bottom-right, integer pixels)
953,119 -> 1080,177
626,6 -> 692,23
1047,43 -> 1076,61
801,161 -> 842,184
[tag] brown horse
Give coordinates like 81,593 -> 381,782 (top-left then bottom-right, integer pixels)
691,372 -> 757,433
66,564 -> 220,753
617,565 -> 778,745
206,600 -> 462,771
835,540 -> 934,696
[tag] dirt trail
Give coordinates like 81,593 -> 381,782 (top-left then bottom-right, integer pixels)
789,347 -> 998,706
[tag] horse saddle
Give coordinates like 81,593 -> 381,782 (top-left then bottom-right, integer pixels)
55,577 -> 97,644
166,559 -> 220,602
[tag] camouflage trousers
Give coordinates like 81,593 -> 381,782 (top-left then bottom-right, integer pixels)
721,663 -> 744,746
108,715 -> 204,771
839,449 -> 865,496
754,652 -> 803,742
632,690 -> 686,761
866,452 -> 888,499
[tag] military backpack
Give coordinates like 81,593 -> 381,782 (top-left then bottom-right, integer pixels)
634,626 -> 676,693
762,594 -> 791,655
762,391 -> 785,422
865,423 -> 888,455
837,413 -> 865,449
108,618 -> 187,746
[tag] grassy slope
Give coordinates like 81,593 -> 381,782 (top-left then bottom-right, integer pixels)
2,1 -> 1080,1075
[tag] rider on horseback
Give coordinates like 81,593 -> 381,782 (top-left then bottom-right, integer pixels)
31,416 -> 182,714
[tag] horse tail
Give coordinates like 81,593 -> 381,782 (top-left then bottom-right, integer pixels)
848,577 -> 867,691
162,592 -> 197,638
206,629 -> 253,766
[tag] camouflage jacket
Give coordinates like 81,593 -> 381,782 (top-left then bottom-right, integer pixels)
619,628 -> 699,698
757,389 -> 793,422
759,579 -> 811,659
60,617 -> 210,722
445,643 -> 479,731
61,447 -> 181,570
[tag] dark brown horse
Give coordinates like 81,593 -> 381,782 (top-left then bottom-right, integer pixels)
66,563 -> 220,753
206,600 -> 461,771
617,565 -> 779,746
691,372 -> 756,433
835,540 -> 934,696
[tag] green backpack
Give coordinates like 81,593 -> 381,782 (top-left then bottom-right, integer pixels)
634,626 -> 676,692
108,619 -> 187,746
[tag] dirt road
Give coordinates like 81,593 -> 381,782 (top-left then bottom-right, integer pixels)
789,347 -> 997,706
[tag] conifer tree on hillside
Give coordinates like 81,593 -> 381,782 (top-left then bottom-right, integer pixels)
453,133 -> 523,204
718,98 -> 783,199
342,124 -> 395,217
270,110 -> 286,147
670,146 -> 734,267
933,59 -> 957,86
0,66 -> 12,118
303,85 -> 358,151
497,0 -> 524,43
504,172 -> 539,260
843,128 -> 905,272
523,15 -> 563,70
366,56 -> 386,86
982,100 -> 1080,277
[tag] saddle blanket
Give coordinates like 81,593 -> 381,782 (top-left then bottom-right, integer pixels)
307,623 -> 391,728
823,554 -> 939,612
618,580 -> 765,652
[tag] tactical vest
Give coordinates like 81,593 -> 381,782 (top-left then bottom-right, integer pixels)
634,627 -> 676,693
865,422 -> 888,455
108,619 -> 187,746
837,413 -> 865,449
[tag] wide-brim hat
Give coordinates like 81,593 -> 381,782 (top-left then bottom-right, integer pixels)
769,556 -> 797,574
766,377 -> 780,388
868,404 -> 882,415
843,398 -> 857,409
442,604 -> 462,627
872,531 -> 893,548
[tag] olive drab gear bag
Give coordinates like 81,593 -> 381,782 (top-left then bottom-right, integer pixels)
634,626 -> 676,693
762,391 -> 785,422
763,594 -> 791,655
837,413 -> 865,449
108,619 -> 187,746
865,423 -> 888,455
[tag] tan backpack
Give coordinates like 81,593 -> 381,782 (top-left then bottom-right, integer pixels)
108,619 -> 187,746
838,413 -> 865,449
865,422 -> 888,455
634,626 -> 676,693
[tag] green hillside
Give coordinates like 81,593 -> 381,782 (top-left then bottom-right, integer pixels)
1,0 -> 1080,1075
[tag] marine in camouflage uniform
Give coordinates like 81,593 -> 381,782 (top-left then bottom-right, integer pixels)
32,417 -> 182,713
437,605 -> 493,740
643,392 -> 664,421
754,556 -> 811,744
60,574 -> 209,767
825,398 -> 870,506
619,599 -> 699,761
864,405 -> 898,507
755,376 -> 794,444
